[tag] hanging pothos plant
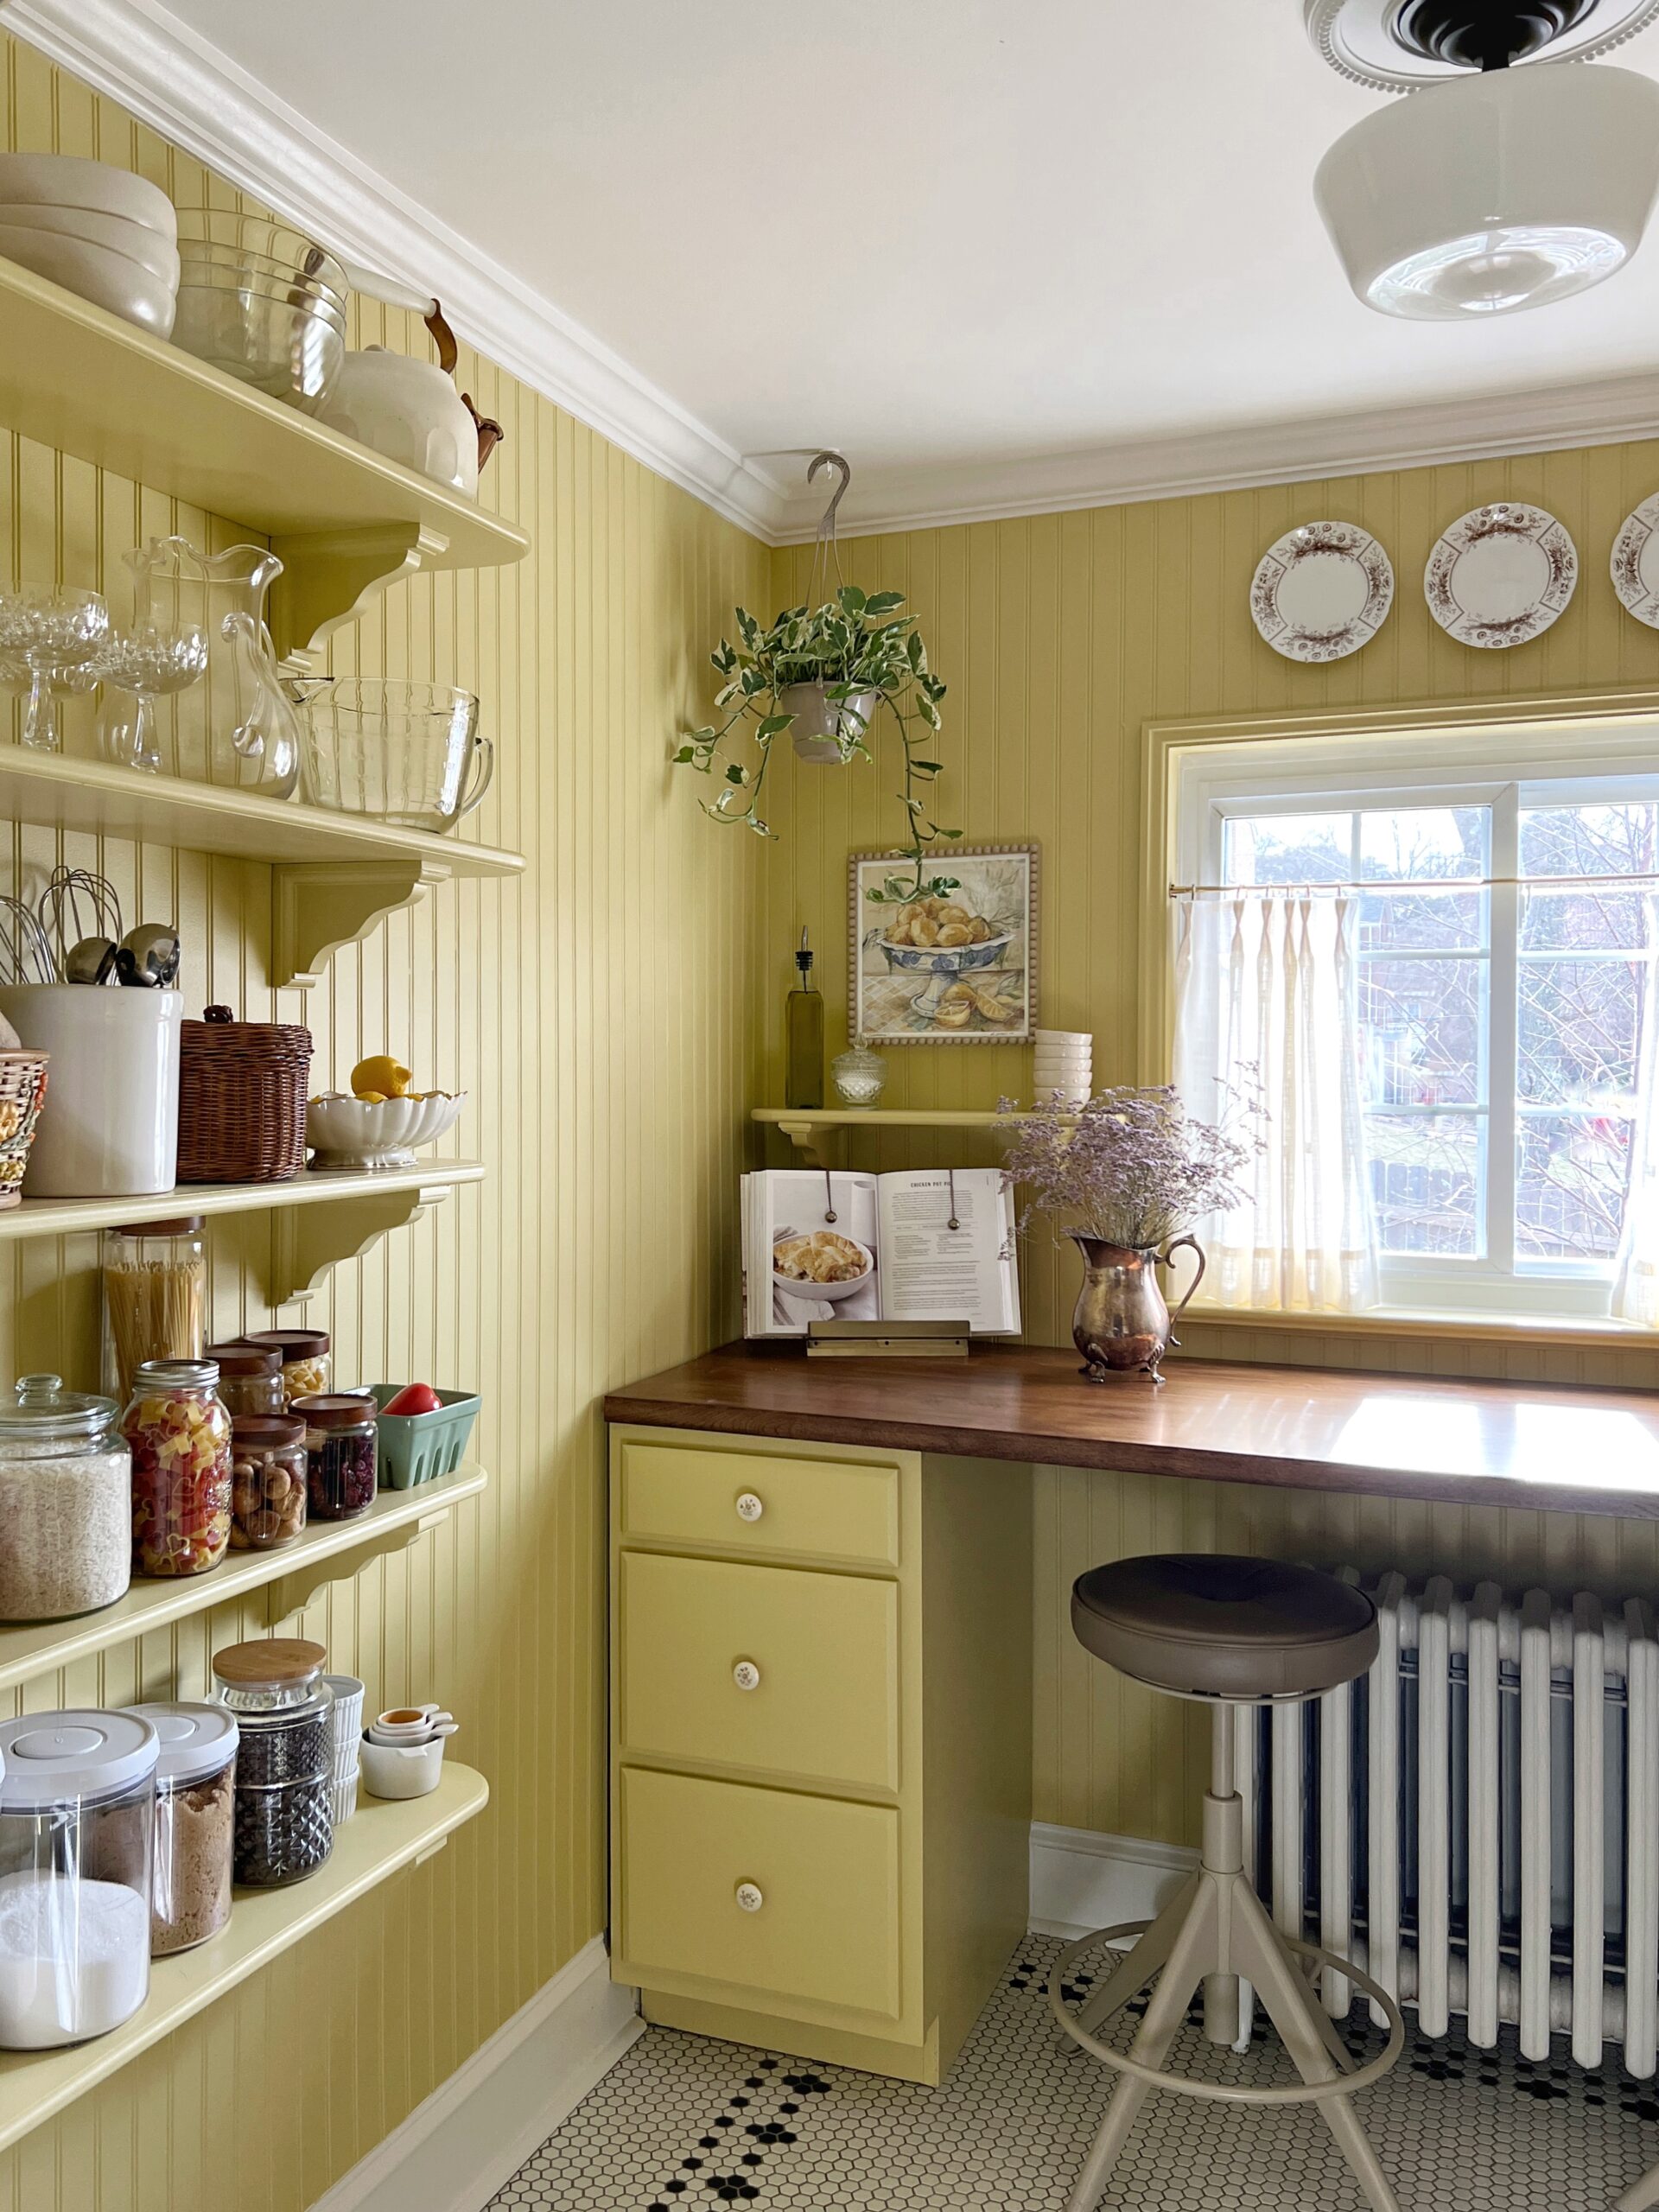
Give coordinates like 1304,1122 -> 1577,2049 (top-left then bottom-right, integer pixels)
673,583 -> 961,902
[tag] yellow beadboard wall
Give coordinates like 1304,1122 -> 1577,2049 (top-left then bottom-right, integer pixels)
765,448 -> 1659,1848
0,32 -> 767,2212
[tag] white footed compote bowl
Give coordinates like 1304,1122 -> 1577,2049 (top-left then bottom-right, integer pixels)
0,586 -> 109,750
94,622 -> 208,772
305,1090 -> 467,1173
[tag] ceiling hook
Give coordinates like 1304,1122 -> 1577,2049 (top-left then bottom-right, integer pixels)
807,450 -> 852,537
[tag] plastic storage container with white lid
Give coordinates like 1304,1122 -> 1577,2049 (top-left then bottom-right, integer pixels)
0,1709 -> 159,2047
126,1701 -> 238,1956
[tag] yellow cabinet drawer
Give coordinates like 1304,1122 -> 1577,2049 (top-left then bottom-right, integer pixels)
619,1550 -> 899,1792
618,1766 -> 901,2020
616,1438 -> 900,1568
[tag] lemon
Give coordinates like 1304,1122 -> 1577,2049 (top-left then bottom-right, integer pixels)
355,1090 -> 388,1104
351,1054 -> 411,1100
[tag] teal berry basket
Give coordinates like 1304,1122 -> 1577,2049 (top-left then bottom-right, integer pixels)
370,1386 -> 481,1490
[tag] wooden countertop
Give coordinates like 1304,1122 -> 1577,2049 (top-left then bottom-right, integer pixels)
603,1343 -> 1659,1520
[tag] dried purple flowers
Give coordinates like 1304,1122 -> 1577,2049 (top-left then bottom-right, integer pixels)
998,1084 -> 1262,1252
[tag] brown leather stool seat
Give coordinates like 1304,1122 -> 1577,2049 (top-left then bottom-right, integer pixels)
1071,1554 -> 1378,1700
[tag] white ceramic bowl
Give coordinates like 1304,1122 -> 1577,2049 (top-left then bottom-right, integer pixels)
0,225 -> 175,335
305,1090 -> 467,1173
0,202 -> 181,285
0,152 -> 176,234
772,1230 -> 874,1305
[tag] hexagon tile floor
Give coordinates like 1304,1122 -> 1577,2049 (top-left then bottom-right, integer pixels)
488,1934 -> 1659,2209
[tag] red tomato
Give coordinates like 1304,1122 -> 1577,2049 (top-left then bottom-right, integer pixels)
384,1383 -> 443,1416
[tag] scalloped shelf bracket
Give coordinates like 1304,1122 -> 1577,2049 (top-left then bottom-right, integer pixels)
269,521 -> 451,668
264,1497 -> 459,1624
272,857 -> 450,990
265,1181 -> 455,1306
775,1117 -> 842,1170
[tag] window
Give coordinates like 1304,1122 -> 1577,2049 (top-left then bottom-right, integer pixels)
1176,725 -> 1659,1323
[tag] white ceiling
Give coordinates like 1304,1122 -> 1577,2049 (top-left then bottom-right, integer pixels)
34,0 -> 1659,536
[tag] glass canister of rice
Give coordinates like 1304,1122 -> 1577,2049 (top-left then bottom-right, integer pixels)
0,1375 -> 130,1622
100,1220 -> 206,1402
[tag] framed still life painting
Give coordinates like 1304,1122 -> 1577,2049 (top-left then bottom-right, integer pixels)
849,844 -> 1038,1044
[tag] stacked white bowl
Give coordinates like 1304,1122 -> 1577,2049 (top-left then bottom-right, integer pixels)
1033,1027 -> 1092,1104
0,153 -> 179,337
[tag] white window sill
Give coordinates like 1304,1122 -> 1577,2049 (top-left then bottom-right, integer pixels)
1181,1302 -> 1659,1351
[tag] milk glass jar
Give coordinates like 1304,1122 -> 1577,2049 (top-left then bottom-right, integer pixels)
0,1710 -> 158,2048
0,1375 -> 130,1622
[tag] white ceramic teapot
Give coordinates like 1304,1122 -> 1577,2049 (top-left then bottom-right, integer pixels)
317,341 -> 480,496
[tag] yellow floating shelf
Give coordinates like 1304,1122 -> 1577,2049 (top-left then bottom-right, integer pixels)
0,1764 -> 490,2154
0,1158 -> 484,1242
0,1462 -> 487,1694
0,255 -> 527,659
753,1107 -> 1025,1167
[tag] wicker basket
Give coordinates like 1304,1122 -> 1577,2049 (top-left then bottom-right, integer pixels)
0,1051 -> 49,1209
177,1006 -> 312,1183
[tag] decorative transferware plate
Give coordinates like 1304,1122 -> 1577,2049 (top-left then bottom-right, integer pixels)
1249,521 -> 1394,663
1611,493 -> 1659,628
1423,503 -> 1577,649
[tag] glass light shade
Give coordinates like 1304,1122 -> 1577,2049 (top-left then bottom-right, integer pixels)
1314,62 -> 1659,319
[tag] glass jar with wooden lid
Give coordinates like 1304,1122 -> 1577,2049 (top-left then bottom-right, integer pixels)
205,1340 -> 283,1420
212,1638 -> 334,1887
293,1395 -> 377,1522
237,1328 -> 330,1405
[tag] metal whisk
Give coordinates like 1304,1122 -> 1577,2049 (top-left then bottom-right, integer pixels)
37,866 -> 122,981
0,896 -> 55,986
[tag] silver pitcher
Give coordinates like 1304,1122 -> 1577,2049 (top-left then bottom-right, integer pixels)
1069,1232 -> 1205,1385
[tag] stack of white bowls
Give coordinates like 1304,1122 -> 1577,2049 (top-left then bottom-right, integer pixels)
0,153 -> 179,337
1033,1028 -> 1092,1104
324,1672 -> 365,1827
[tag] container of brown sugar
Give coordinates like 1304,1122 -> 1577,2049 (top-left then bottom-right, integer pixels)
126,1701 -> 238,1956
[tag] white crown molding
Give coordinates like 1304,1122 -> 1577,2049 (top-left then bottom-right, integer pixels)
0,0 -> 790,540
770,372 -> 1659,542
10,0 -> 1659,550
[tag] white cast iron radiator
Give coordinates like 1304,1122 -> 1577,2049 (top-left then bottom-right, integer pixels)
1235,1571 -> 1659,2073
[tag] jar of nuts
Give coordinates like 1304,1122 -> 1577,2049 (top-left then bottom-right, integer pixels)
236,1329 -> 330,1407
229,1415 -> 307,1550
206,1341 -> 283,1420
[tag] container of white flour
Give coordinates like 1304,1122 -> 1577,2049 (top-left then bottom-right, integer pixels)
0,1710 -> 157,2046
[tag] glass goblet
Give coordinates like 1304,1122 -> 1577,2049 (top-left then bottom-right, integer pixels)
93,624 -> 210,773
0,587 -> 109,751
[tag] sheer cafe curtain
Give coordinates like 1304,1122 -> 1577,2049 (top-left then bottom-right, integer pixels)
1614,891 -> 1659,1325
1173,892 -> 1378,1314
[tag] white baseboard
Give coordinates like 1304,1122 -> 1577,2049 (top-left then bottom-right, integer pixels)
309,1935 -> 643,2212
1028,1820 -> 1199,1940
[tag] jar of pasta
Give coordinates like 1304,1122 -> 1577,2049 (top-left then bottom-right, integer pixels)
100,1220 -> 206,1402
205,1342 -> 283,1420
237,1329 -> 330,1406
229,1415 -> 307,1550
292,1395 -> 377,1522
123,1360 -> 233,1579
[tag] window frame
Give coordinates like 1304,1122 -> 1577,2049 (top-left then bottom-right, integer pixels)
1172,722 -> 1659,1326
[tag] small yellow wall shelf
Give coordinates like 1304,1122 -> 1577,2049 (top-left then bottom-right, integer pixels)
0,257 -> 528,663
753,1107 -> 1020,1170
0,1764 -> 490,2156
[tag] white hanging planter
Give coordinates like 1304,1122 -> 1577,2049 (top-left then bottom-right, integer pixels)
778,680 -> 880,764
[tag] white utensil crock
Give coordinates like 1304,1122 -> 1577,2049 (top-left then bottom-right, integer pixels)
0,986 -> 181,1195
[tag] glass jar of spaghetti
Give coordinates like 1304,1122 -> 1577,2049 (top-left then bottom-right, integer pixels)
237,1329 -> 330,1406
100,1221 -> 206,1403
123,1360 -> 232,1579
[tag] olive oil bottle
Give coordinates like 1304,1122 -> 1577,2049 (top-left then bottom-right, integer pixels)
785,927 -> 824,1109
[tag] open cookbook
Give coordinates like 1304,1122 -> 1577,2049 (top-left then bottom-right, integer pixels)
741,1167 -> 1021,1338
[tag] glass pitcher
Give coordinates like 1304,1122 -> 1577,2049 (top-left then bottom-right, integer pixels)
103,538 -> 301,795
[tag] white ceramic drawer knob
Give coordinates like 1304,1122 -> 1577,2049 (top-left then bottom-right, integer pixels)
735,1491 -> 765,1522
734,1881 -> 765,1913
733,1659 -> 761,1692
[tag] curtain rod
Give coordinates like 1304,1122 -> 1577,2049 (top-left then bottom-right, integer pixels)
1168,871 -> 1659,899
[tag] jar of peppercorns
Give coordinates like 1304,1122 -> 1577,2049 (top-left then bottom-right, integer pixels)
229,1415 -> 307,1549
123,1359 -> 233,1578
206,1341 -> 284,1420
292,1395 -> 377,1522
